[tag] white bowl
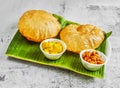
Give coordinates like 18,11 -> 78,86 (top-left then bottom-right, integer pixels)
40,38 -> 67,60
80,49 -> 107,71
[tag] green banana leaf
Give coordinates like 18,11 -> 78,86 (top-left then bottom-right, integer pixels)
6,14 -> 112,78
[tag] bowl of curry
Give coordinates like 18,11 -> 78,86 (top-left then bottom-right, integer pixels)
40,38 -> 67,60
80,49 -> 107,71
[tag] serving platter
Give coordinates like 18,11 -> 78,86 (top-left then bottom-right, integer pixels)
6,14 -> 112,78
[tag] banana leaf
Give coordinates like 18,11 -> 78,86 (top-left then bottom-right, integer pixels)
6,14 -> 112,78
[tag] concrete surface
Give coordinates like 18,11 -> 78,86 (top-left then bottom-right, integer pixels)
0,0 -> 120,88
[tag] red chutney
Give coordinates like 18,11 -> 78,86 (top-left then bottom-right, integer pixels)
82,51 -> 104,64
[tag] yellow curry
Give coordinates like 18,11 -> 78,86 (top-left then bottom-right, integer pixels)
42,41 -> 63,54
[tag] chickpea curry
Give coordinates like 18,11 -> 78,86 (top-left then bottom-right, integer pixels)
82,51 -> 104,64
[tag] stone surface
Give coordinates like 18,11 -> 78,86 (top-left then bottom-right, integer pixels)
0,0 -> 120,88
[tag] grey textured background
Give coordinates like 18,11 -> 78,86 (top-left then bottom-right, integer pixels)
0,0 -> 120,88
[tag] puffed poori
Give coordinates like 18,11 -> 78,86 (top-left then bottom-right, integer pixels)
18,10 -> 61,42
60,24 -> 105,54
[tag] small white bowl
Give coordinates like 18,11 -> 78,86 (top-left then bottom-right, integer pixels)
80,49 -> 107,71
40,38 -> 67,60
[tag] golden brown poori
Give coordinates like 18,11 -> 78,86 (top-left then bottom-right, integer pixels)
60,24 -> 105,54
18,10 -> 61,42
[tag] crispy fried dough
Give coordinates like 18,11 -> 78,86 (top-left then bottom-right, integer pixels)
60,24 -> 105,54
18,10 -> 61,42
